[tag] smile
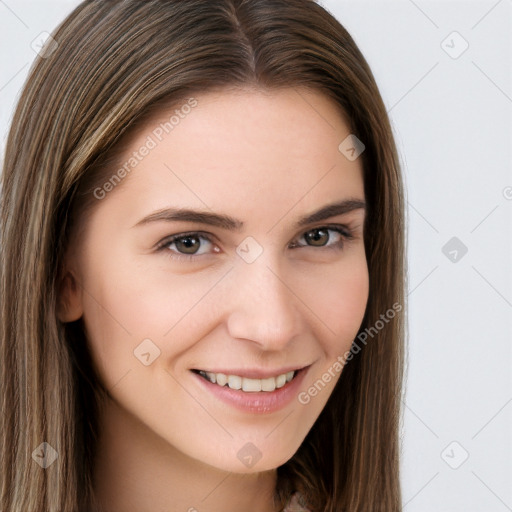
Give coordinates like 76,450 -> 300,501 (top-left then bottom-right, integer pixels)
194,370 -> 296,392
191,366 -> 309,414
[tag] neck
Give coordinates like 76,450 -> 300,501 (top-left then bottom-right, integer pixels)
91,397 -> 280,512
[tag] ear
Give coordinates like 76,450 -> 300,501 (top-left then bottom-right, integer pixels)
56,269 -> 84,322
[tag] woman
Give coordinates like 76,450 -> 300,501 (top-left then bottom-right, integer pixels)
0,1 -> 406,511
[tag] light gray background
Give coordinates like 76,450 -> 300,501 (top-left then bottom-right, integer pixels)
1,1 -> 511,510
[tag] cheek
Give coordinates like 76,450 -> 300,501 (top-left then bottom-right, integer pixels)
330,261 -> 369,341
78,250 -> 222,384
296,250 -> 369,354
294,254 -> 368,411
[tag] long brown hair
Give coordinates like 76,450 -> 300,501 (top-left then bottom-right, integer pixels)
0,1 -> 406,510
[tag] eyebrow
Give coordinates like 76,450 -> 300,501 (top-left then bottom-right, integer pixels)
133,198 -> 366,231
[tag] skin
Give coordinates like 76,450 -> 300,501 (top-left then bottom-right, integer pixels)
58,87 -> 369,512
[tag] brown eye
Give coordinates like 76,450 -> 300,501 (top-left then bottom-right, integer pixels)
291,225 -> 353,251
304,228 -> 330,247
174,235 -> 202,254
157,232 -> 217,260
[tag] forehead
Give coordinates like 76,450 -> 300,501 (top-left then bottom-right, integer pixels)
94,87 -> 365,228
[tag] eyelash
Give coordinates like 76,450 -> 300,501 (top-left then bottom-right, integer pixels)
155,225 -> 356,262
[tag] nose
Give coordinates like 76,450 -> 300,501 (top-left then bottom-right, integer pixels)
224,257 -> 303,351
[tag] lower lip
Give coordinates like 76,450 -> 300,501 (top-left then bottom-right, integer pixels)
191,368 -> 309,414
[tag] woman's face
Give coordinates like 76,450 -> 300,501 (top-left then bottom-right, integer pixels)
61,87 -> 369,472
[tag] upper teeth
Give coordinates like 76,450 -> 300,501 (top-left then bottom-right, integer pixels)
198,370 -> 295,392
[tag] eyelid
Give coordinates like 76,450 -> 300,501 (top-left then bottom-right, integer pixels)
155,231 -> 218,263
290,224 -> 354,247
155,223 -> 358,261
154,230 -> 217,252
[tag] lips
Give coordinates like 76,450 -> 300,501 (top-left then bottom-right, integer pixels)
190,365 -> 309,414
